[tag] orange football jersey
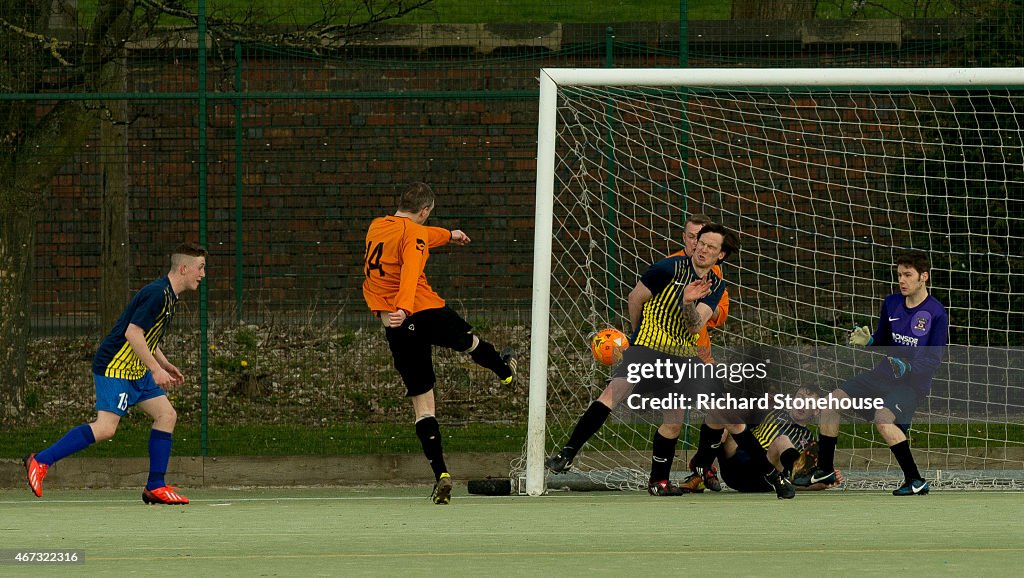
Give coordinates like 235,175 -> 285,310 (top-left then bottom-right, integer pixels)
362,216 -> 452,315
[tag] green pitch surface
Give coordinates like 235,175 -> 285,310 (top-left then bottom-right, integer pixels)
1,487 -> 1022,576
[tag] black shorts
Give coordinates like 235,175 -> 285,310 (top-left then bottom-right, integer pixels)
838,370 -> 921,429
718,448 -> 772,493
384,306 -> 474,397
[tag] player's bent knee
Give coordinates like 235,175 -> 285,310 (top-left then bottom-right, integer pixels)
658,423 -> 682,438
599,378 -> 632,408
91,423 -> 118,442
820,390 -> 848,415
875,421 -> 906,445
873,407 -> 896,425
159,407 -> 178,428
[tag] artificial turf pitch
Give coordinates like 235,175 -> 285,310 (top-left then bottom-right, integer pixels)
1,486 -> 1021,576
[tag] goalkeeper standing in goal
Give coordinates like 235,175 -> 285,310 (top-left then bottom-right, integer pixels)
812,251 -> 948,496
362,182 -> 517,505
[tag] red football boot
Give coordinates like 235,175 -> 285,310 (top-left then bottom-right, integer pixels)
142,485 -> 190,505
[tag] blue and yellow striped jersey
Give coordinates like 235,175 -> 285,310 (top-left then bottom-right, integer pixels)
631,255 -> 725,357
92,277 -> 178,380
751,408 -> 815,452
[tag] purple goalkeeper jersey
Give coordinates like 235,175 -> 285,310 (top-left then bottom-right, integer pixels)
868,293 -> 949,394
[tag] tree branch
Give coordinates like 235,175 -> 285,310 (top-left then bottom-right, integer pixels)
0,17 -> 74,65
137,0 -> 434,50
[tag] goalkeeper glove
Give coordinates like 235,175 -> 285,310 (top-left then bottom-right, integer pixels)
848,325 -> 873,347
888,356 -> 912,379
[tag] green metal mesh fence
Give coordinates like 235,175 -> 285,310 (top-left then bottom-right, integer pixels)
4,0 -> 1022,456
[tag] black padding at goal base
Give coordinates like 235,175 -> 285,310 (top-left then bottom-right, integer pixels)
467,478 -> 512,495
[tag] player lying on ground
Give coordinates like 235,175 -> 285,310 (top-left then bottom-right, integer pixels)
716,386 -> 843,493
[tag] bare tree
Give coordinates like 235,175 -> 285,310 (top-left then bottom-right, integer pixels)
0,0 -> 432,418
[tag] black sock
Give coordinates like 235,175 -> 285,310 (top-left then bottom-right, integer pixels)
562,401 -> 612,459
780,447 -> 801,477
733,428 -> 776,477
890,440 -> 922,482
818,434 -> 838,472
650,431 -> 678,482
415,417 -> 448,481
691,423 -> 723,470
469,340 -> 512,380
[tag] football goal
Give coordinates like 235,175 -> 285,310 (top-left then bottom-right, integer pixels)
518,67 -> 1024,495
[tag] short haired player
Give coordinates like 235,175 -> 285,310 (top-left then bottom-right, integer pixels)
25,243 -> 207,504
362,182 -> 517,505
812,251 -> 948,496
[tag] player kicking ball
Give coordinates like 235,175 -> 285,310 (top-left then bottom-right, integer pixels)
25,243 -> 207,505
813,251 -> 948,496
362,183 -> 517,504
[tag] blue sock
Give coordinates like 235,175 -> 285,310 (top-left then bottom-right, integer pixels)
36,424 -> 96,466
146,429 -> 174,491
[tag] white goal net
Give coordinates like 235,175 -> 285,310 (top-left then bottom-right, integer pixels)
518,68 -> 1024,495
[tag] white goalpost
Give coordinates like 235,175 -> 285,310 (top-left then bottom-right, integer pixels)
521,67 -> 1024,496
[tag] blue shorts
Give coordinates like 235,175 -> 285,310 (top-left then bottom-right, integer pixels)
94,373 -> 166,416
838,370 -> 920,430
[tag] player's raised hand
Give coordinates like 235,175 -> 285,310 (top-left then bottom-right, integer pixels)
848,325 -> 872,346
682,278 -> 712,303
450,230 -> 471,246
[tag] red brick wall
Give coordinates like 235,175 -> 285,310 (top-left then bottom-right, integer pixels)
33,42 -> 984,332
